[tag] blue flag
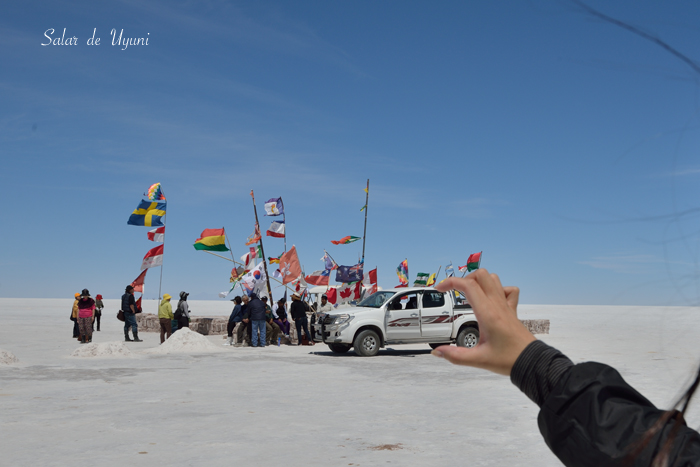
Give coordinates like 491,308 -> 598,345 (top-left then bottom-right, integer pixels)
335,263 -> 363,283
445,262 -> 455,277
128,200 -> 166,227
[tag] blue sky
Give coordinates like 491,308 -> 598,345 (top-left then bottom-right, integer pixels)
2,1 -> 700,305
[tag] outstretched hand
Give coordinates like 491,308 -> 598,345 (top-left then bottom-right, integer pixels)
432,269 -> 535,376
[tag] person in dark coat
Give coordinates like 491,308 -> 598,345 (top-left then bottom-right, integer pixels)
237,295 -> 250,346
226,296 -> 243,346
289,293 -> 314,346
433,269 -> 700,466
243,293 -> 267,347
121,285 -> 142,342
174,291 -> 190,330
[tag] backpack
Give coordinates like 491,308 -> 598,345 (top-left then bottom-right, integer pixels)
174,302 -> 184,319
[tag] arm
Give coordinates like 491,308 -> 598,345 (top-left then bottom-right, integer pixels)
434,269 -> 700,466
129,295 -> 136,313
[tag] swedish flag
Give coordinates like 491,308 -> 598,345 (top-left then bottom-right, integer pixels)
128,200 -> 166,227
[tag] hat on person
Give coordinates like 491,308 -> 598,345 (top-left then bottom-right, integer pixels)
96,294 -> 103,300
322,294 -> 328,299
163,293 -> 172,300
81,289 -> 90,297
291,293 -> 300,300
126,285 -> 134,292
261,297 -> 268,302
74,293 -> 80,299
180,291 -> 189,299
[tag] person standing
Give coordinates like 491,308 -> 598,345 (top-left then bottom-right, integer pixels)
158,293 -> 173,344
237,295 -> 250,346
244,293 -> 267,347
290,293 -> 314,346
175,291 -> 191,330
272,298 -> 290,338
121,285 -> 142,342
77,289 -> 96,344
71,292 -> 80,339
226,296 -> 243,346
262,297 -> 281,346
94,294 -> 104,331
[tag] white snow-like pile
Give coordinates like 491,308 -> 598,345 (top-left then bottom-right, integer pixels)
71,341 -> 134,358
0,348 -> 18,365
145,327 -> 222,354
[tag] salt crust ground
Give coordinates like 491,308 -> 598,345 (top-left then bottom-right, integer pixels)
71,341 -> 133,358
1,298 -> 700,467
0,348 -> 18,365
143,326 -> 224,355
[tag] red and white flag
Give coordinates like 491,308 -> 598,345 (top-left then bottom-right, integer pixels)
305,269 -> 330,286
326,287 -> 338,304
279,246 -> 302,285
363,283 -> 378,297
131,269 -> 147,293
362,268 -> 377,286
266,220 -> 285,238
338,282 -> 362,304
141,245 -> 164,270
147,226 -> 165,242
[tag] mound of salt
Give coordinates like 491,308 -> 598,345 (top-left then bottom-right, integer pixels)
71,341 -> 134,358
146,327 -> 222,354
0,348 -> 18,365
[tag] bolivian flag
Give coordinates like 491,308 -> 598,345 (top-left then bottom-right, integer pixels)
193,228 -> 229,252
128,200 -> 166,227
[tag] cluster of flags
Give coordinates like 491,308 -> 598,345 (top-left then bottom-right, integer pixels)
395,251 -> 483,289
126,183 -> 168,302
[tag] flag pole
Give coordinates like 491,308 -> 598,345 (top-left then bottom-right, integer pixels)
324,249 -> 339,269
361,179 -> 369,264
203,250 -> 244,265
223,227 -> 238,264
280,196 -> 287,253
158,214 -> 165,301
250,190 -> 273,302
432,265 -> 442,286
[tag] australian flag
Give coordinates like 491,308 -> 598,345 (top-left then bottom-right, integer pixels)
336,263 -> 363,283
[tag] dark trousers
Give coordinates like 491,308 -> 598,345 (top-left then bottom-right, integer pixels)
294,316 -> 312,345
72,320 -> 79,338
92,314 -> 101,331
124,312 -> 137,334
159,318 -> 172,343
227,321 -> 239,337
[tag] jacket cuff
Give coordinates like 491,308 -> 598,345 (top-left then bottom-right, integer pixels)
510,340 -> 573,407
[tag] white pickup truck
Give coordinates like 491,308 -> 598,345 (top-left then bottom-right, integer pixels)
318,287 -> 478,356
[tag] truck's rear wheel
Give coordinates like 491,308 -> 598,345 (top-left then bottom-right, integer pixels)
353,329 -> 380,356
328,343 -> 351,354
456,327 -> 479,348
429,343 -> 450,349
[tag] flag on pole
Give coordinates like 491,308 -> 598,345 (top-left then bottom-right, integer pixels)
245,224 -> 261,246
264,198 -> 284,216
322,251 -> 338,270
241,246 -> 262,270
360,205 -> 367,212
135,296 -> 142,312
396,259 -> 409,286
147,226 -> 165,242
242,262 -> 266,292
230,266 -> 244,283
305,269 -> 330,286
292,275 -> 308,295
338,282 -> 362,304
445,262 -> 455,277
131,270 -> 147,293
426,272 -> 437,287
326,287 -> 337,305
268,254 -> 281,264
364,283 -> 378,297
331,236 -> 361,245
467,252 -> 482,271
266,220 -> 285,238
458,264 -> 468,274
362,268 -> 377,286
145,183 -> 166,201
193,228 -> 229,251
128,200 -> 166,227
279,246 -> 302,285
140,245 -> 164,270
414,273 -> 429,287
336,264 -> 363,283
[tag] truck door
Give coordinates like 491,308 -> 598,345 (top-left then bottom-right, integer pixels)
385,291 -> 422,341
420,291 -> 452,338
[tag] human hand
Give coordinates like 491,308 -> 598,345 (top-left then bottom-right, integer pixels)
432,269 -> 535,376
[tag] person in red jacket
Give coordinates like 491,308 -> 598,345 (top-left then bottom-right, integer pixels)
433,269 -> 700,466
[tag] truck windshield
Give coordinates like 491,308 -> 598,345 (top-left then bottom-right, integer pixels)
356,291 -> 395,308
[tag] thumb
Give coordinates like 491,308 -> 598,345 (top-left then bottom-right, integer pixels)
431,345 -> 484,367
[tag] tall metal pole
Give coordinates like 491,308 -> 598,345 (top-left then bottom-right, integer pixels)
361,179 -> 369,263
158,213 -> 165,301
250,190 -> 273,302
280,196 -> 287,253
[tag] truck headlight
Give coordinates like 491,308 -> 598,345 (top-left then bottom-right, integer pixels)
332,314 -> 353,325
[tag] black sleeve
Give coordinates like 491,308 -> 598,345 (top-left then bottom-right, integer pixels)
511,341 -> 700,466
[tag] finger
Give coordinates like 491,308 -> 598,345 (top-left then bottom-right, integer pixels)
435,276 -> 487,312
503,286 -> 520,316
431,345 -> 485,368
472,269 -> 506,299
489,273 -> 506,299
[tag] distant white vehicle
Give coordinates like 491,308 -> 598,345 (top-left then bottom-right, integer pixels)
315,287 -> 478,356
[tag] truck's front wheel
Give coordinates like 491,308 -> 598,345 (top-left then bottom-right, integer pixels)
328,343 -> 351,354
456,326 -> 479,348
353,330 -> 380,357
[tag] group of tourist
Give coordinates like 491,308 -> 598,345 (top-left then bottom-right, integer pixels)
157,291 -> 191,344
70,289 -> 103,344
226,292 -> 325,347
